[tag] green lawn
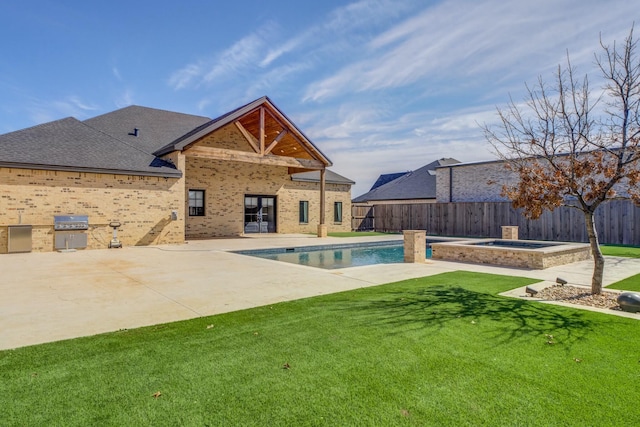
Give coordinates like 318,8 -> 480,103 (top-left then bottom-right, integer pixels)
601,244 -> 640,258
2,272 -> 639,426
601,245 -> 640,291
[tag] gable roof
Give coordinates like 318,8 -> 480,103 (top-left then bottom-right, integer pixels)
352,158 -> 460,203
0,117 -> 181,177
0,97 -> 333,177
154,96 -> 332,166
290,169 -> 355,185
369,172 -> 407,191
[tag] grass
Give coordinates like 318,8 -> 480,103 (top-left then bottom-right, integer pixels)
600,245 -> 640,291
2,271 -> 640,426
608,274 -> 640,291
601,244 -> 640,258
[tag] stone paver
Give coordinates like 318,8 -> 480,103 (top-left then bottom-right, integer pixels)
2,234 -> 639,350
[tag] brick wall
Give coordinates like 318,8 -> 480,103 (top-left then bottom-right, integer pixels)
185,157 -> 351,238
0,123 -> 353,252
0,165 -> 185,253
436,157 -> 634,203
436,161 -> 517,202
279,179 -> 352,234
184,122 -> 351,238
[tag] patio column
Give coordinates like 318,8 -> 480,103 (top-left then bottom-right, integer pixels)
317,168 -> 327,237
501,226 -> 519,240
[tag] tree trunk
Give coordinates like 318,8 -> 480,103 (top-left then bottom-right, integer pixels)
584,210 -> 604,294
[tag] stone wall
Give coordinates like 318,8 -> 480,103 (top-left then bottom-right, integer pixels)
431,240 -> 591,269
0,165 -> 185,253
184,157 -> 351,238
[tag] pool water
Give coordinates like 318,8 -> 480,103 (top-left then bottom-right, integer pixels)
236,242 -> 433,270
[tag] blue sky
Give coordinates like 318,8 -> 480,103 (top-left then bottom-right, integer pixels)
0,0 -> 637,196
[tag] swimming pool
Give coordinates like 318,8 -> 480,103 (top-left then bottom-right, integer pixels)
235,241 -> 434,269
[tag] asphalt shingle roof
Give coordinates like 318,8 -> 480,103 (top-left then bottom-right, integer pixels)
84,105 -> 211,155
290,170 -> 355,185
0,117 -> 182,176
369,172 -> 407,191
0,100 -> 348,180
352,158 -> 460,203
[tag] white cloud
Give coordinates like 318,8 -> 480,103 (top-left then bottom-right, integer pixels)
112,66 -> 122,81
203,32 -> 267,83
169,23 -> 280,91
260,35 -> 308,67
168,63 -> 202,90
114,89 -> 134,109
27,95 -> 99,124
303,0 -> 638,102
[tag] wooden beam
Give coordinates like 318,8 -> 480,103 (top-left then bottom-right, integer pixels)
320,168 -> 326,225
264,130 -> 287,155
288,167 -> 316,174
259,107 -> 265,155
234,121 -> 260,154
184,146 -> 325,170
264,107 -> 326,162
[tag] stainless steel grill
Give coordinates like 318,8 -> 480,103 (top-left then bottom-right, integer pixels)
54,215 -> 89,230
54,215 -> 89,250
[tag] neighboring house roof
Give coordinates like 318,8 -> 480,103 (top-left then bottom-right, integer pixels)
291,170 -> 355,185
369,172 -> 408,191
352,158 -> 460,203
0,117 -> 181,177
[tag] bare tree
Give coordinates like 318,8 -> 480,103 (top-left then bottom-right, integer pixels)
484,26 -> 640,294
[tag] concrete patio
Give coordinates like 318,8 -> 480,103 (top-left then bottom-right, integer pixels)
2,234 -> 639,350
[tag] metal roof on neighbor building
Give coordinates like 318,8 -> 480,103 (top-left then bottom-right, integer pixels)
352,158 -> 460,203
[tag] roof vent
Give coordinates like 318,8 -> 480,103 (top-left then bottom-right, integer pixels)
128,128 -> 139,137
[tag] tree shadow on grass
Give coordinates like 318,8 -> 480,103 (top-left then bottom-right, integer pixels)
339,285 -> 594,347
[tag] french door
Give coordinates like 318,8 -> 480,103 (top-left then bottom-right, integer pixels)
244,195 -> 276,233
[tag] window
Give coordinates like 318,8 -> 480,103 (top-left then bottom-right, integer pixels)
299,201 -> 309,223
188,190 -> 205,216
334,201 -> 343,223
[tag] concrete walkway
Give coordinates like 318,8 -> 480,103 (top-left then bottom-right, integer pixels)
2,234 -> 639,350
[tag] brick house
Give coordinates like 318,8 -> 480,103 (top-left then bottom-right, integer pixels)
435,159 -> 516,203
0,96 -> 354,253
353,158 -> 460,205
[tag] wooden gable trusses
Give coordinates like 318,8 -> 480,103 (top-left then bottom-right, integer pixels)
183,99 -> 329,173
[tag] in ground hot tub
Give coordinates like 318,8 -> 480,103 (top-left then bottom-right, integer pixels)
431,239 -> 591,269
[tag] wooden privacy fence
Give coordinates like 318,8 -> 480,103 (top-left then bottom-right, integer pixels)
353,201 -> 640,246
352,204 -> 375,231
